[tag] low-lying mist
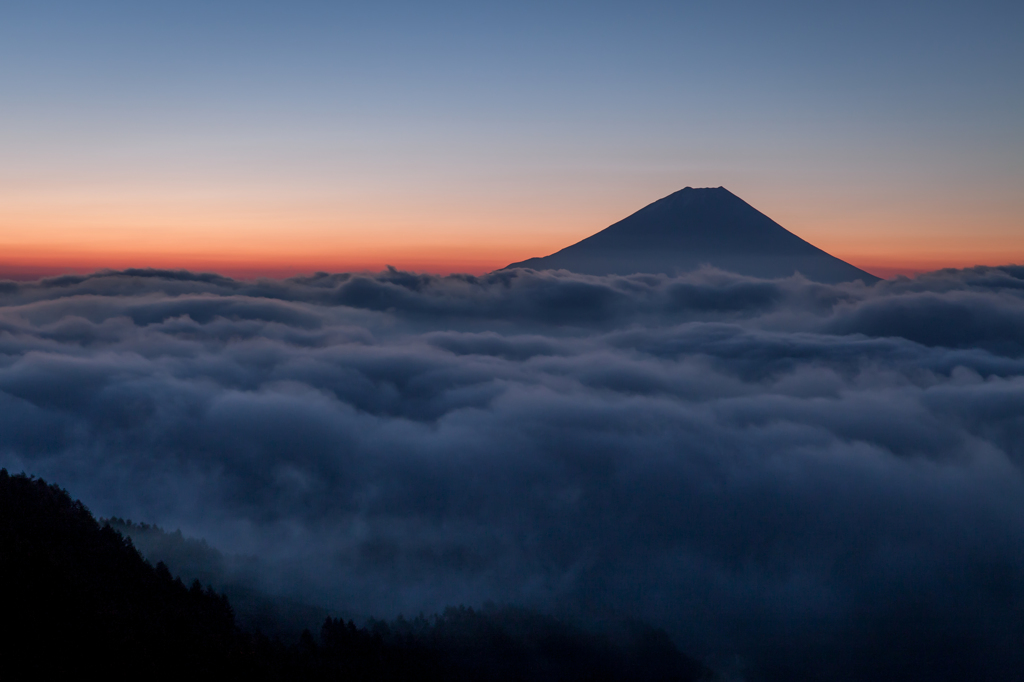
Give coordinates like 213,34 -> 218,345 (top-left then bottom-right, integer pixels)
2,265 -> 1023,680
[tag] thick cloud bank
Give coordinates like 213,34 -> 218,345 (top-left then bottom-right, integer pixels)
3,265 -> 1024,680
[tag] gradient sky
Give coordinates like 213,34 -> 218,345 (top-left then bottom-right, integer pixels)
1,0 -> 1021,278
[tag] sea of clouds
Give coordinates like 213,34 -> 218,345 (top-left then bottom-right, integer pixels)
2,265 -> 1023,680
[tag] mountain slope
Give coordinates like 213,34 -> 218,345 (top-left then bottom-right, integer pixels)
506,187 -> 879,284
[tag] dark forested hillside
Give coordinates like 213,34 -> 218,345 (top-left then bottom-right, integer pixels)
0,469 -> 241,678
0,469 -> 712,681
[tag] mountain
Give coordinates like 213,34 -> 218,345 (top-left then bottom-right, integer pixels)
505,187 -> 879,284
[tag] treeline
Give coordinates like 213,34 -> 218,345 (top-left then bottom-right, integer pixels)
104,516 -> 329,638
306,607 -> 711,681
0,469 -> 712,680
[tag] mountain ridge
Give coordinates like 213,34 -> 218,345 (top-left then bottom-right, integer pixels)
505,187 -> 879,284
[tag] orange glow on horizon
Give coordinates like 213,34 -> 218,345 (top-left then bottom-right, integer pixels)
0,187 -> 588,279
2,244 -> 1020,282
1,189 -> 1021,282
0,246 -> 518,280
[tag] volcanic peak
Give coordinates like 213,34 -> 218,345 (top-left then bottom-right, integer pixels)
505,187 -> 878,284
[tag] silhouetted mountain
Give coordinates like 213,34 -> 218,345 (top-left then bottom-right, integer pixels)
506,187 -> 879,283
1,469 -> 713,681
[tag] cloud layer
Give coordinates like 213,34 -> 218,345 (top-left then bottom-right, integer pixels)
3,265 -> 1024,680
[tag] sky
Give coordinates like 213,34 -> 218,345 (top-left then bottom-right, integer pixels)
1,1 -> 1022,278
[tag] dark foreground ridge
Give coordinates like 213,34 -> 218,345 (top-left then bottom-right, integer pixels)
506,187 -> 879,283
0,469 -> 713,681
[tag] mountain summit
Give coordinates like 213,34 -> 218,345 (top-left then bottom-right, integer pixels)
505,187 -> 878,283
